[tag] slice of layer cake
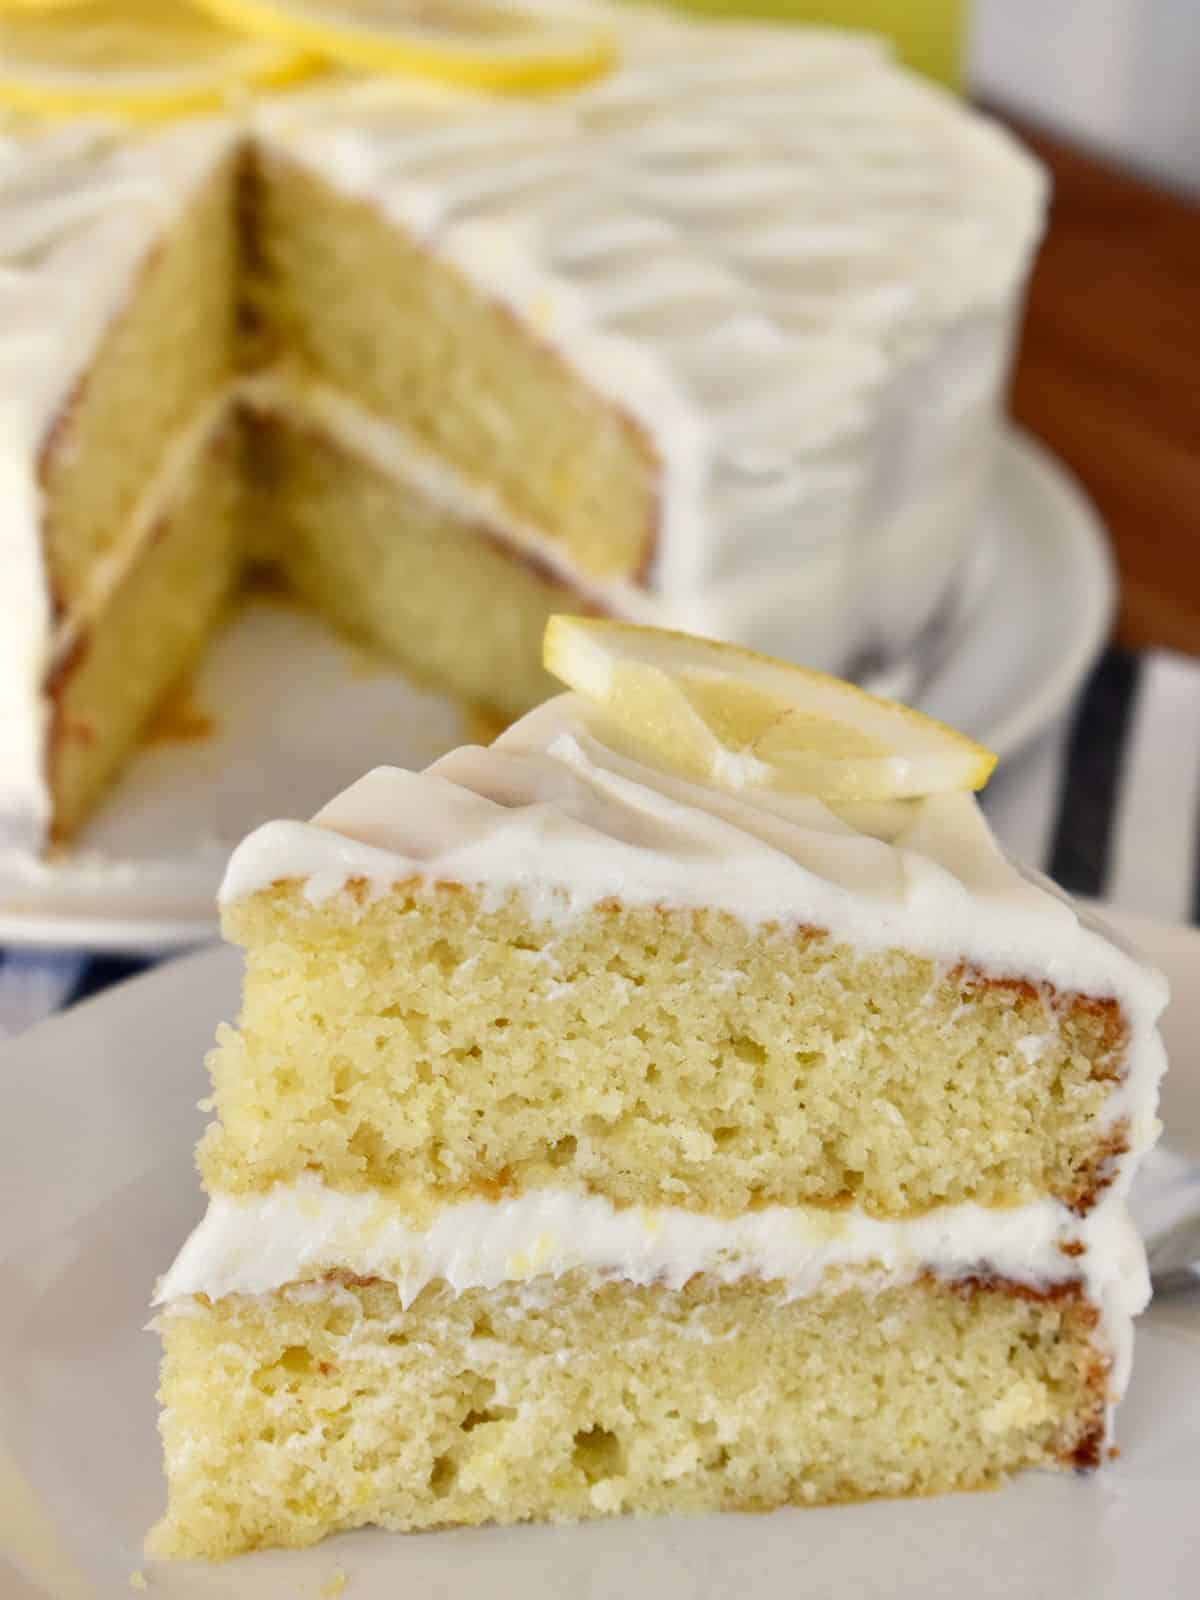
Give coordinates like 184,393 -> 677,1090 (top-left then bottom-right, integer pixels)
150,622 -> 1167,1561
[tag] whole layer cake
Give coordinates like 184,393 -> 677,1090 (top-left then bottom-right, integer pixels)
0,3 -> 1046,853
150,624 -> 1166,1560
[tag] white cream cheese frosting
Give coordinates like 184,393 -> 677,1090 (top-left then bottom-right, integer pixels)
154,1179 -> 1151,1405
156,1178 -> 1147,1319
221,693 -> 1169,1038
1,6 -> 1046,855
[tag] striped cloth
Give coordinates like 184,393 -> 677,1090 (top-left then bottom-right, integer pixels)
1,645 -> 1198,1039
983,647 -> 1200,922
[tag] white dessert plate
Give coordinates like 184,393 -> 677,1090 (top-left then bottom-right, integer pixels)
0,425 -> 1114,953
0,904 -> 1196,1600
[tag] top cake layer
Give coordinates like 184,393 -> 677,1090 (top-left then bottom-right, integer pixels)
224,695 -> 1162,1022
202,695 -> 1166,1219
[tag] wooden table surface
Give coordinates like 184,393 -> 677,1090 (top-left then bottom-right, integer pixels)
997,118 -> 1200,659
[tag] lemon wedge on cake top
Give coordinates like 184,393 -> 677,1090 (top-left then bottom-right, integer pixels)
544,616 -> 997,802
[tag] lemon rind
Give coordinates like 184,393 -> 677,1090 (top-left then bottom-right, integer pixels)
543,615 -> 998,800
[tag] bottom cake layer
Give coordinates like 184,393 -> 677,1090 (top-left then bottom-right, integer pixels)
240,390 -> 604,723
150,1269 -> 1109,1560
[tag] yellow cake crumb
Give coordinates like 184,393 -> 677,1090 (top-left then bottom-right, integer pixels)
200,881 -> 1128,1218
242,410 -> 564,720
149,1271 -> 1106,1560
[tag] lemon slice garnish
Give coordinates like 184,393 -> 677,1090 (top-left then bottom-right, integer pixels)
543,616 -> 998,802
191,0 -> 617,90
0,0 -> 315,121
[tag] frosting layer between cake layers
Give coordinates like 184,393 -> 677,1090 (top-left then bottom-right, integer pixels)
156,1178 -> 1151,1415
236,372 -> 661,621
157,1178 -> 1148,1336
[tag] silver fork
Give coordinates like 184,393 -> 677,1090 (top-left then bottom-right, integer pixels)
1136,1145 -> 1200,1297
1149,1210 -> 1200,1296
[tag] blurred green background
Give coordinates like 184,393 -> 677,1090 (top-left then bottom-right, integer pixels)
646,1 -> 965,87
